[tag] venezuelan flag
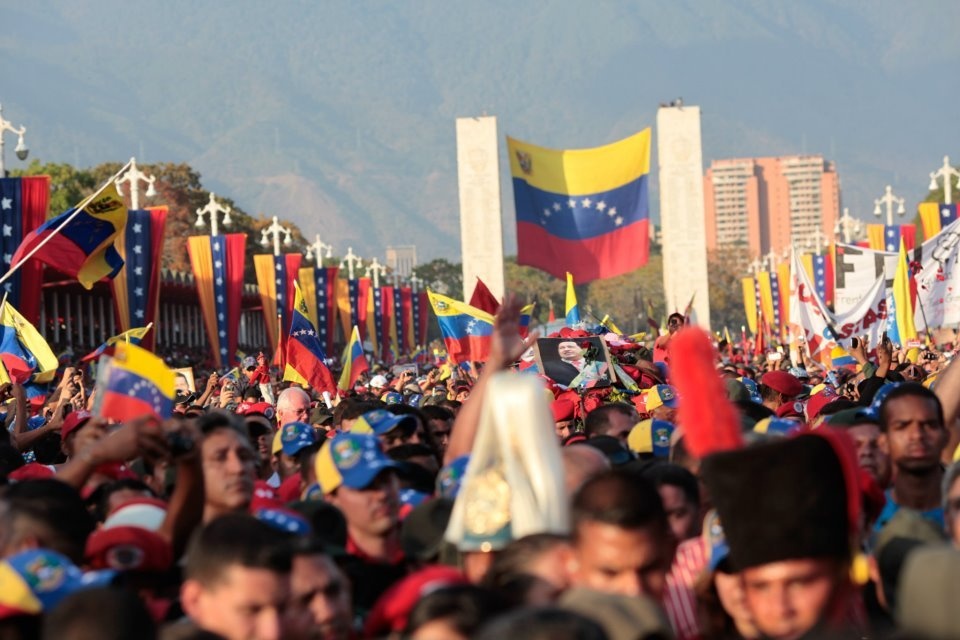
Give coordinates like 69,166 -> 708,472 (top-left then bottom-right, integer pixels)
81,324 -> 153,363
890,238 -> 917,342
95,342 -> 174,421
519,302 -> 536,338
918,202 -> 959,240
11,183 -> 126,289
0,300 -> 57,384
427,290 -> 494,364
565,272 -> 580,325
283,281 -> 336,394
509,129 -> 651,282
254,253 -> 302,356
338,325 -> 369,391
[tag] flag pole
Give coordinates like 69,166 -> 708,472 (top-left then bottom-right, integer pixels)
0,159 -> 133,287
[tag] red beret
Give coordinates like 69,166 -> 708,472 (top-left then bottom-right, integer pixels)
761,371 -> 804,398
805,388 -> 839,421
551,398 -> 576,422
364,566 -> 467,636
86,526 -> 173,572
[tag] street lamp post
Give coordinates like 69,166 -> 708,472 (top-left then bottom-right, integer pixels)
410,271 -> 423,293
365,257 -> 388,289
834,208 -> 862,244
304,233 -> 333,268
806,227 -> 828,256
195,192 -> 232,236
115,157 -> 157,210
0,104 -> 28,177
929,155 -> 960,205
873,185 -> 906,226
259,216 -> 292,257
340,247 -> 363,280
748,258 -> 763,276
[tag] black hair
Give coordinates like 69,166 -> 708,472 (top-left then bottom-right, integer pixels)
333,399 -> 380,426
184,514 -> 292,587
90,478 -> 156,523
482,533 -> 570,593
571,469 -> 667,539
473,607 -> 607,640
637,462 -> 700,509
0,479 -> 94,563
0,443 -> 24,482
406,585 -> 509,637
42,587 -> 156,640
583,402 -> 636,438
421,404 -> 456,423
196,410 -> 250,441
878,383 -> 944,432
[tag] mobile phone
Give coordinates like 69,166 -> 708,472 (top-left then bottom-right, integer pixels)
851,337 -> 860,349
767,351 -> 782,362
882,331 -> 890,346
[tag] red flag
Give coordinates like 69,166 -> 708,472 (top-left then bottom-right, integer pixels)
469,277 -> 501,315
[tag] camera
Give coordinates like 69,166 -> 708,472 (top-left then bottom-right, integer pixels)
166,431 -> 195,457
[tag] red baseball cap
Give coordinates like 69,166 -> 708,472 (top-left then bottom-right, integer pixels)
60,410 -> 93,442
761,371 -> 804,398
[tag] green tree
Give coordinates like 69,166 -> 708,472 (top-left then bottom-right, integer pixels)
707,247 -> 749,332
415,258 -> 463,299
11,159 -> 95,215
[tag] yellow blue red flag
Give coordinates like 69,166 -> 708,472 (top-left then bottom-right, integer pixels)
427,290 -> 493,364
338,325 -> 369,391
508,129 -> 651,282
283,281 -> 336,394
94,342 -> 175,421
0,300 -> 57,384
12,183 -> 126,289
565,272 -> 580,325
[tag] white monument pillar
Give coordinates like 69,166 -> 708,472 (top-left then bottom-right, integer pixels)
657,105 -> 711,330
455,116 -> 505,302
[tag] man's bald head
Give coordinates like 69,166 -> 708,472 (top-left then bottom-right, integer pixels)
562,445 -> 611,497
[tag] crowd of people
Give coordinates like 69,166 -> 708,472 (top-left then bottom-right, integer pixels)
2,297 -> 960,640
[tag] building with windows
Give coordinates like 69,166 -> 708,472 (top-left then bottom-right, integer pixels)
703,155 -> 839,257
385,245 -> 417,278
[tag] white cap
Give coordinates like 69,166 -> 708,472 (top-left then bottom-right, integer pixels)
370,374 -> 388,389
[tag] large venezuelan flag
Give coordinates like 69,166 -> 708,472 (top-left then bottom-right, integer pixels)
427,291 -> 493,364
283,281 -> 336,394
509,129 -> 651,282
12,183 -> 126,289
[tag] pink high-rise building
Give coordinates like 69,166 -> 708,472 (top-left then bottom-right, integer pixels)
703,155 -> 839,258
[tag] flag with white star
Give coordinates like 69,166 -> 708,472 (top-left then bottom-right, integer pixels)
0,177 -> 47,323
111,208 -> 167,351
298,265 -> 340,356
12,182 -> 126,289
282,280 -> 336,394
338,325 -> 369,391
254,253 -> 303,358
95,341 -> 175,421
393,286 -> 406,354
507,129 -> 651,282
918,202 -> 959,240
427,290 -> 494,364
187,233 -> 248,368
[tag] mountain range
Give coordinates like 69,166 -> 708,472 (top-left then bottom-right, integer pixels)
3,0 -> 959,262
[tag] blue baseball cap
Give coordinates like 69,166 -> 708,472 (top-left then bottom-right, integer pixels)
436,455 -> 470,499
739,377 -> 763,404
254,507 -> 312,536
351,409 -> 417,436
646,385 -> 679,411
857,381 -> 902,421
382,391 -> 404,405
0,549 -> 116,616
280,421 -> 318,456
314,433 -> 400,494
